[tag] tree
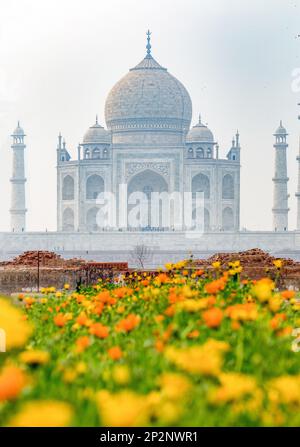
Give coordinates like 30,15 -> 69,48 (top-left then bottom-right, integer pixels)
130,244 -> 153,269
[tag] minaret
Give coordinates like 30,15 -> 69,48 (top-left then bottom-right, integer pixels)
10,122 -> 27,232
272,121 -> 289,231
296,136 -> 300,230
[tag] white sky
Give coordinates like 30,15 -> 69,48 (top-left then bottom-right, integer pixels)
0,0 -> 299,231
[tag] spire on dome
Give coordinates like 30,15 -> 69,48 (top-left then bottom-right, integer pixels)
146,30 -> 152,57
96,115 -> 98,125
198,114 -> 201,124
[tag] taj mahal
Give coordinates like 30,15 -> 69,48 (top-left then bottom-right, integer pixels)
2,32 -> 300,266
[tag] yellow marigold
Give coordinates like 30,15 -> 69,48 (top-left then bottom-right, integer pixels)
269,295 -> 283,313
273,259 -> 283,269
9,400 -> 73,427
212,261 -> 221,269
177,298 -> 213,312
19,350 -> 50,366
0,297 -> 32,350
251,278 -> 274,302
268,375 -> 300,405
96,390 -> 150,426
165,339 -> 229,376
158,373 -> 191,400
63,369 -> 78,383
225,303 -> 258,321
147,391 -> 183,425
209,372 -> 258,404
112,365 -> 131,385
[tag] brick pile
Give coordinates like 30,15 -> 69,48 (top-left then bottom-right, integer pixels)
192,248 -> 300,285
0,251 -> 86,268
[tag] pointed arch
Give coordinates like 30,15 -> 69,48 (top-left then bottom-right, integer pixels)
127,169 -> 168,228
87,207 -> 100,232
62,175 -> 74,200
86,174 -> 104,200
222,174 -> 234,199
222,207 -> 234,231
62,208 -> 74,231
192,173 -> 210,199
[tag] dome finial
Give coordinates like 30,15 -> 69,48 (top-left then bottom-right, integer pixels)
198,113 -> 201,124
96,114 -> 98,125
146,29 -> 152,57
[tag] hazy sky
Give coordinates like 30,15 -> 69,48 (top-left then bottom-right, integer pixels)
0,0 -> 300,231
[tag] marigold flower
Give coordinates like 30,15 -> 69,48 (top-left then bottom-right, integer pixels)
54,313 -> 68,327
281,290 -> 295,300
116,314 -> 141,332
0,297 -> 32,350
252,278 -> 274,302
154,273 -> 169,285
75,336 -> 90,353
268,375 -> 300,404
19,350 -> 50,366
0,366 -> 27,401
273,259 -> 283,269
96,390 -> 150,426
212,261 -> 221,269
158,373 -> 191,400
76,312 -> 89,326
164,305 -> 176,317
270,313 -> 286,330
225,303 -> 258,321
209,372 -> 258,404
9,400 -> 73,427
203,307 -> 223,328
112,365 -> 130,384
165,339 -> 229,376
204,278 -> 226,294
95,290 -> 111,303
108,346 -> 123,360
89,322 -> 109,338
155,340 -> 165,352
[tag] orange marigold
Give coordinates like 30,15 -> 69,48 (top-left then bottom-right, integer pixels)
95,291 -> 111,304
76,312 -> 89,326
270,313 -> 287,330
116,314 -> 141,332
0,366 -> 27,401
108,346 -> 123,360
54,313 -> 67,327
281,290 -> 296,300
75,336 -> 90,353
203,307 -> 223,328
204,278 -> 226,295
89,323 -> 109,338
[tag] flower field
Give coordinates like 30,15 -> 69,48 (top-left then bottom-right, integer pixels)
1,259 -> 300,426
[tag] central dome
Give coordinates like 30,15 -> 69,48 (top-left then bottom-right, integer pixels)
105,38 -> 192,137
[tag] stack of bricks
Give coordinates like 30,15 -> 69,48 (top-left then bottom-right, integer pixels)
192,248 -> 300,285
0,251 -> 86,268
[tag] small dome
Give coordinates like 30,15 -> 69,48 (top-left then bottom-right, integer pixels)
83,118 -> 110,144
12,121 -> 25,136
274,120 -> 287,135
186,116 -> 214,143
